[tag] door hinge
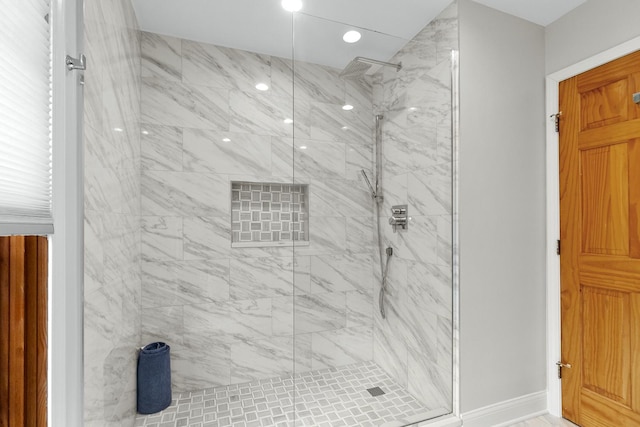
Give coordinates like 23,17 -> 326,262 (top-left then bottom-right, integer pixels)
550,112 -> 562,133
556,239 -> 561,255
556,361 -> 572,379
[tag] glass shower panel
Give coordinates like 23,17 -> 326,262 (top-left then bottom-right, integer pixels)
131,1 -> 457,425
135,5 -> 299,424
291,2 -> 458,425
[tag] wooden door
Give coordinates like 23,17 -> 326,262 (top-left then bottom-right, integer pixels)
560,50 -> 640,426
0,236 -> 48,427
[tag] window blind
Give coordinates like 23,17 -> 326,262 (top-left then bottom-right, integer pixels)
0,0 -> 53,235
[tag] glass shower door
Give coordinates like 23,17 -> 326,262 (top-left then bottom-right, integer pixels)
291,2 -> 459,425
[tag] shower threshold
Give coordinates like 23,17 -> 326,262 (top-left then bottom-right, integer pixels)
134,360 -> 447,427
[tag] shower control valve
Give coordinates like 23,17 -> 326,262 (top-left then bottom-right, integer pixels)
389,205 -> 408,233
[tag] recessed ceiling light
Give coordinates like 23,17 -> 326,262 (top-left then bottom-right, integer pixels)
281,0 -> 302,12
255,82 -> 269,91
222,138 -> 231,142
343,30 -> 361,43
342,104 -> 354,111
283,118 -> 294,124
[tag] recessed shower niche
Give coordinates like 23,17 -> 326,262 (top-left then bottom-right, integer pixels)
231,181 -> 310,247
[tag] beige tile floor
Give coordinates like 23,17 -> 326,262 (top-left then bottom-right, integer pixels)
508,414 -> 578,426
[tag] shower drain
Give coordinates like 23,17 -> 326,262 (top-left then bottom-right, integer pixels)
366,386 -> 385,397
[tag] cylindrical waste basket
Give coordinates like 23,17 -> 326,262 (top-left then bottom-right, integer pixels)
137,342 -> 171,414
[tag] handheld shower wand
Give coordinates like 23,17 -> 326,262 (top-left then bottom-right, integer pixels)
361,170 -> 376,199
361,169 -> 383,202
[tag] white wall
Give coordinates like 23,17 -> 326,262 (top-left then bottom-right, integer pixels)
545,0 -> 640,74
458,0 -> 547,413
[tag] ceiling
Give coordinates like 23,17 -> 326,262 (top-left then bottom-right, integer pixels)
131,0 -> 588,70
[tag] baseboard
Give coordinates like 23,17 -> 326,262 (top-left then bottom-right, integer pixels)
460,391 -> 547,427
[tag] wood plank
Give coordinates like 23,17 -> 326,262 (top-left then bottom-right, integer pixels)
25,237 -> 38,426
8,236 -> 25,426
0,238 -> 9,427
0,236 -> 48,425
36,237 -> 48,426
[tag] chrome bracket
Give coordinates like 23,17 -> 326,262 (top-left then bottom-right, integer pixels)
66,54 -> 87,71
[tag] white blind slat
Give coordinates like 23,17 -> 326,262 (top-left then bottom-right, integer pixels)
0,0 -> 52,234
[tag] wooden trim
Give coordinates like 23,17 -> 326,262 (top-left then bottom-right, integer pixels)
37,237 -> 47,427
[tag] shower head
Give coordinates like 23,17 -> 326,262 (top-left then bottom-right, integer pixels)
340,57 -> 402,79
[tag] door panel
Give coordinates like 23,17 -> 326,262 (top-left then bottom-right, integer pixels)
580,79 -> 628,130
581,286 -> 630,405
580,143 -> 629,256
560,49 -> 640,426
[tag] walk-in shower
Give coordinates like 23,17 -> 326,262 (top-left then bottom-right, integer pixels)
85,0 -> 459,425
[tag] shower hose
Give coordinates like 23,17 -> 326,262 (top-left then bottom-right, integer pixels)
374,194 -> 392,319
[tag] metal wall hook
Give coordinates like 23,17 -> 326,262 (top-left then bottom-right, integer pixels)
66,54 -> 87,71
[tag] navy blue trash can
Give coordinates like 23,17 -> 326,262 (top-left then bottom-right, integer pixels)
137,342 -> 171,414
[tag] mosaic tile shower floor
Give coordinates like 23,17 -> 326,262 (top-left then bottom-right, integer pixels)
135,361 -> 442,427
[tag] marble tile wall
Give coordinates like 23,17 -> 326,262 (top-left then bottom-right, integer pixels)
371,0 -> 458,413
139,32 -> 377,393
83,0 -> 142,425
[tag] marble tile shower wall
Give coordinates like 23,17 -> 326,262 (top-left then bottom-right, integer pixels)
139,32 -> 377,393
83,0 -> 142,425
371,1 -> 458,412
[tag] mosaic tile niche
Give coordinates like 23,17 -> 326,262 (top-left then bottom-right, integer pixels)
231,182 -> 309,247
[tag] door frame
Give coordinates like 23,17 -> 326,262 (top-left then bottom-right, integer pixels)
545,35 -> 640,417
50,0 -> 84,425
